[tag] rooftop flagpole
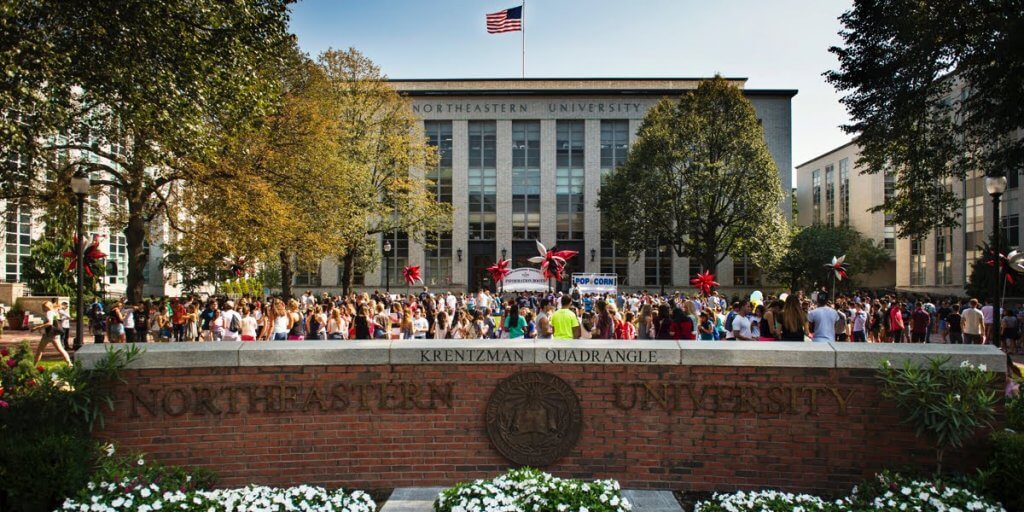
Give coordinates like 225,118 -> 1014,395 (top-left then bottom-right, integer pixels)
521,0 -> 526,78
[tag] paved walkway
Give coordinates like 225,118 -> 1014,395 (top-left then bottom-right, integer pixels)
380,488 -> 683,512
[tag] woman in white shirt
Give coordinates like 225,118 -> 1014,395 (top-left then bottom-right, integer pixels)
240,305 -> 258,341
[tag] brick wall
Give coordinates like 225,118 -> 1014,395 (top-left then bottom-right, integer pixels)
95,363 -> 984,493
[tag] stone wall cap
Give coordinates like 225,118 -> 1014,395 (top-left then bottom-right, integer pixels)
390,340 -> 535,364
535,340 -> 681,365
679,341 -> 836,368
77,341 -> 244,369
238,340 -> 390,366
829,342 -> 1007,372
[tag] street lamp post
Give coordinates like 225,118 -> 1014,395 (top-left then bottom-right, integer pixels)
383,238 -> 392,294
70,172 -> 91,351
987,174 -> 1007,341
659,245 -> 668,297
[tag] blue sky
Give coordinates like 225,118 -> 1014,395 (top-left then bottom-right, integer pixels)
289,0 -> 854,178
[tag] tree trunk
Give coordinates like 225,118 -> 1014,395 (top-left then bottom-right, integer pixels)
340,251 -> 356,297
700,251 -> 718,277
279,249 -> 293,300
124,198 -> 148,303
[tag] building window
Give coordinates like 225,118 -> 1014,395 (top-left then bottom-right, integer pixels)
600,120 -> 630,279
1008,170 -> 1019,190
838,158 -> 850,225
883,171 -> 896,250
468,121 -> 496,240
644,242 -> 672,287
812,169 -> 821,224
599,237 -> 628,286
512,121 -> 541,240
108,234 -> 127,285
4,207 -> 31,283
935,228 -> 952,286
424,231 -> 452,287
964,173 -> 984,263
733,257 -> 761,286
382,231 -> 409,287
424,121 -> 453,204
910,238 -> 926,286
556,120 -> 585,241
600,120 -> 629,170
1003,213 -> 1020,249
824,164 -> 835,227
294,260 -> 321,287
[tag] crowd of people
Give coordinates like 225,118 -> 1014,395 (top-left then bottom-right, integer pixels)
33,286 -> 1022,358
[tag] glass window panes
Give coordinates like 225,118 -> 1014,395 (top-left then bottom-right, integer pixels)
825,164 -> 835,227
812,170 -> 821,224
383,231 -> 409,286
644,242 -> 672,287
468,121 -> 496,240
512,121 -> 541,240
4,207 -> 31,282
839,158 -> 850,225
600,120 -> 629,170
556,121 -> 585,240
425,231 -> 453,286
424,121 -> 453,204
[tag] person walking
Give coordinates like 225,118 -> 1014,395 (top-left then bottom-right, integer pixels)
962,299 -> 985,345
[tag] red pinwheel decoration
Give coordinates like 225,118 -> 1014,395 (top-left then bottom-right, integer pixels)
985,249 -> 1024,284
487,258 -> 511,285
825,255 -> 848,281
527,240 -> 577,281
402,265 -> 422,286
689,270 -> 719,297
62,234 -> 107,277
222,255 -> 253,278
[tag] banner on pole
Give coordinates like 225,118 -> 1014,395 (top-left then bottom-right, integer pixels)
571,273 -> 618,294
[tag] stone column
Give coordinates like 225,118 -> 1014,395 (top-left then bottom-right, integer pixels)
540,120 -> 557,250
321,257 -> 339,289
496,120 -> 513,261
451,120 -> 470,287
584,119 -> 601,273
363,233 -> 382,289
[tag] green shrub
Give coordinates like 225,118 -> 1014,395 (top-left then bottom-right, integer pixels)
983,431 -> 1024,511
878,357 -> 999,473
435,468 -> 631,512
843,471 -> 1004,511
0,342 -> 141,512
1006,390 -> 1024,431
92,446 -> 217,492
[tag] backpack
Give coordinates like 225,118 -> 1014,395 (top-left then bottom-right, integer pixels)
229,313 -> 240,333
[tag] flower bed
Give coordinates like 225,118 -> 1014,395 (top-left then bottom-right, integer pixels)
694,472 -> 1006,512
435,468 -> 631,512
60,482 -> 376,512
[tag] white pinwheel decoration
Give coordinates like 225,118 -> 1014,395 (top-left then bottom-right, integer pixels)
1008,249 -> 1024,274
825,255 -> 848,281
527,240 -> 578,282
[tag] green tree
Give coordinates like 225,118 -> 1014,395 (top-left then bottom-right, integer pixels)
21,237 -> 103,301
769,224 -> 891,292
597,76 -> 788,274
826,0 -> 1024,239
0,0 -> 294,302
964,235 -> 1024,300
319,48 -> 452,296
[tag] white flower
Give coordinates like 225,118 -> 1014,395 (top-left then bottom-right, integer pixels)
954,393 -> 961,401
978,364 -> 987,371
137,458 -> 145,466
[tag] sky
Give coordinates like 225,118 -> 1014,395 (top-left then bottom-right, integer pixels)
289,0 -> 855,177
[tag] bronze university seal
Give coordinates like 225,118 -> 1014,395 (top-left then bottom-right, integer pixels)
485,371 -> 582,466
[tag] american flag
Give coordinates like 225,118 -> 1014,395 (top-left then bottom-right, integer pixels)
486,6 -> 522,34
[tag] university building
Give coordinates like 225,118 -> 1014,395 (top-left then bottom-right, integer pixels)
2,78 -> 796,297
335,78 -> 797,293
795,139 -> 1023,296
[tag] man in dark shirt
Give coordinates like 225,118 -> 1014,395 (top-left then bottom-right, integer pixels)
910,303 -> 931,343
946,304 -> 963,344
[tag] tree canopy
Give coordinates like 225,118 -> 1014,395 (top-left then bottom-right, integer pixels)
826,0 -> 1024,239
0,0 -> 294,302
597,76 -> 788,274
768,224 -> 891,292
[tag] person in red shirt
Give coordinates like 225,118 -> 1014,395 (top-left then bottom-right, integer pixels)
171,298 -> 187,342
910,303 -> 931,343
669,307 -> 696,340
888,301 -> 905,343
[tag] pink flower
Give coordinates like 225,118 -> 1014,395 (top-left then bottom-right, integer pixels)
25,379 -> 35,387
0,348 -> 9,357
5,359 -> 15,368
0,400 -> 8,408
1007,379 -> 1021,398
35,365 -> 44,373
